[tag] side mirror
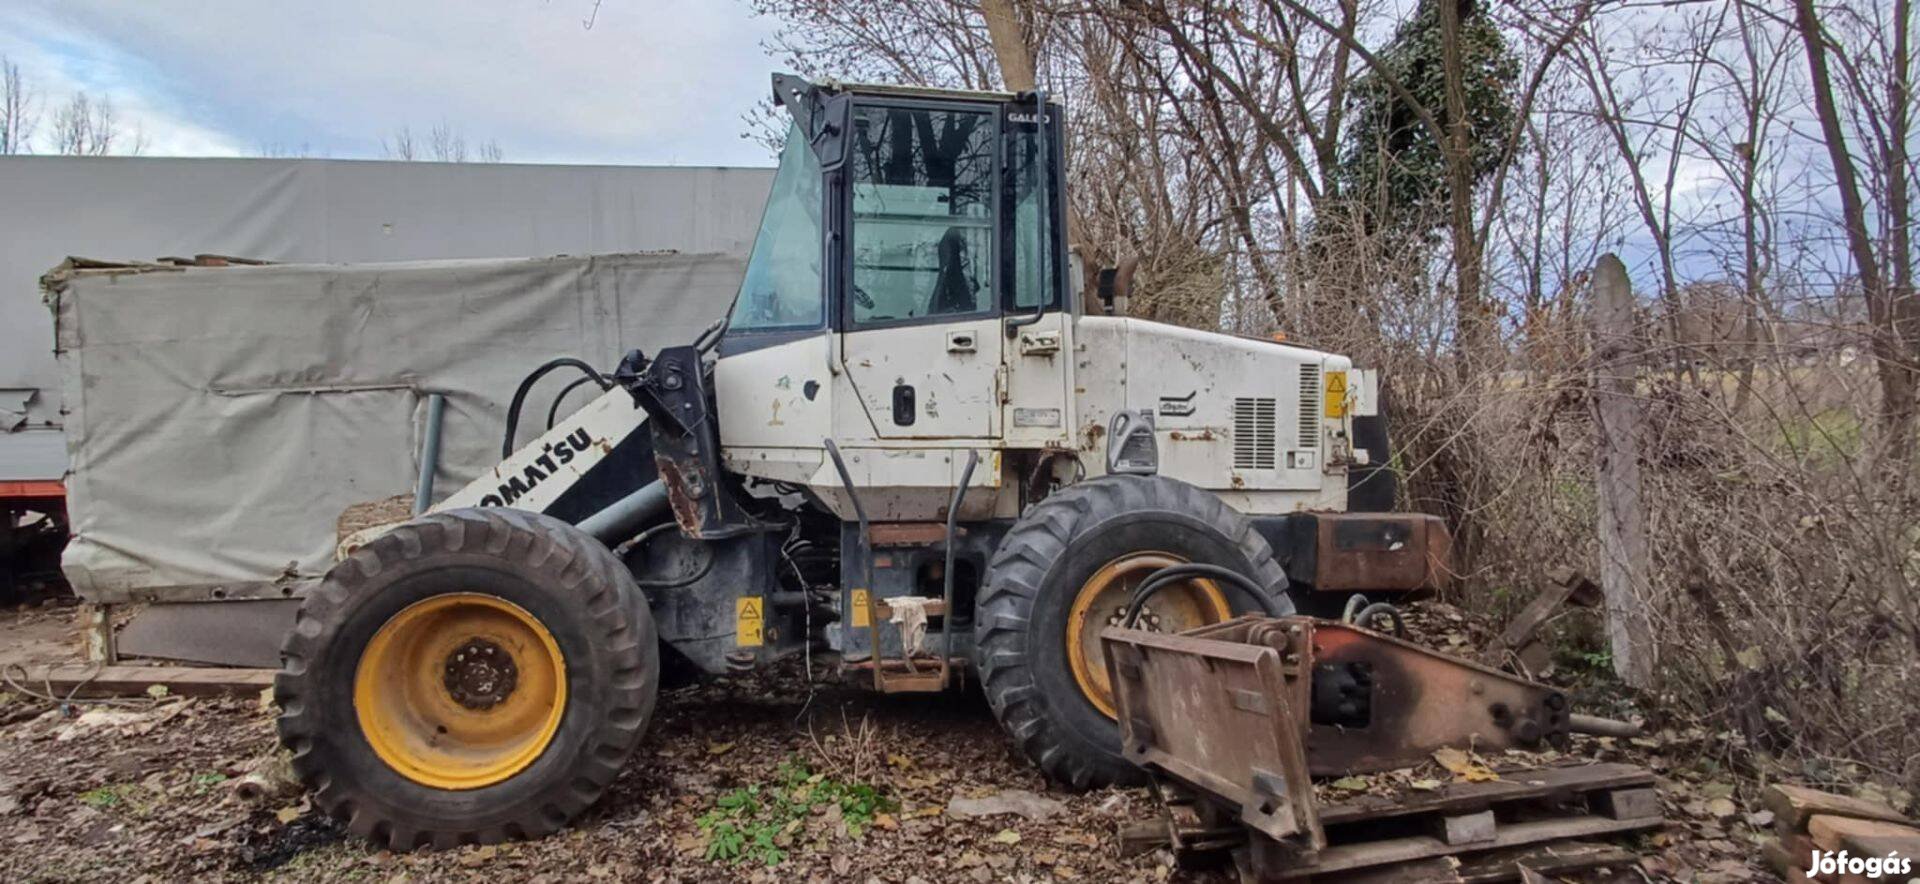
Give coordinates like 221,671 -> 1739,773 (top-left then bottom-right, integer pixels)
1096,256 -> 1138,316
770,73 -> 850,172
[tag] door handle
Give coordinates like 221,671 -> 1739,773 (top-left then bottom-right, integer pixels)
946,331 -> 977,353
891,384 -> 916,426
1019,330 -> 1061,356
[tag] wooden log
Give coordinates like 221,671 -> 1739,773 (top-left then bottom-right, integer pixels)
1764,784 -> 1910,831
1764,832 -> 1817,872
1763,838 -> 1796,877
1485,569 -> 1604,669
18,664 -> 275,698
1806,813 -> 1920,856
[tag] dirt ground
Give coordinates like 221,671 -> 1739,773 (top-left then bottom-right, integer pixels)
0,599 -> 1778,882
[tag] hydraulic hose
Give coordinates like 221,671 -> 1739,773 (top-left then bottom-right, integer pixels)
545,375 -> 601,429
1121,562 -> 1285,629
1350,601 -> 1407,638
501,357 -> 612,458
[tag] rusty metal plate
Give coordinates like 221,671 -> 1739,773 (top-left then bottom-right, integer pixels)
1301,620 -> 1568,775
1102,625 -> 1323,857
1310,513 -> 1452,593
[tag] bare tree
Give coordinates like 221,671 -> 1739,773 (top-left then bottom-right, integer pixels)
1,56 -> 37,155
257,141 -> 314,158
383,123 -> 502,162
49,92 -> 142,156
383,125 -> 418,161
428,123 -> 467,162
1793,0 -> 1917,468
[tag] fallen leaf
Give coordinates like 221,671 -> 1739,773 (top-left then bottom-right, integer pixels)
990,829 -> 1021,845
705,741 -> 734,756
1329,776 -> 1370,792
1432,747 -> 1500,783
1408,779 -> 1443,792
1704,797 -> 1738,819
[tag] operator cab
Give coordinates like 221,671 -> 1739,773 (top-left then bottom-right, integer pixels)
725,74 -> 1069,346
717,74 -> 1075,454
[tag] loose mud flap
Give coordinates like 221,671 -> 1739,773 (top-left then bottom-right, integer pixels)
1103,615 -> 1663,881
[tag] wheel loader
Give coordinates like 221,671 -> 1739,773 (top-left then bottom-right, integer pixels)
274,74 -> 1458,850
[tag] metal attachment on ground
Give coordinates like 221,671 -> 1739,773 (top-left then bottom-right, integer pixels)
1102,614 -> 1662,880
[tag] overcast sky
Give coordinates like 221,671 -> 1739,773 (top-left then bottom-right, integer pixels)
0,0 -> 785,166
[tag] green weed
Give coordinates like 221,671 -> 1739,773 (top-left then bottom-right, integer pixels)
694,759 -> 894,867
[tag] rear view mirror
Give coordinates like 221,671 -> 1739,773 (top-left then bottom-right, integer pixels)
1096,257 -> 1137,316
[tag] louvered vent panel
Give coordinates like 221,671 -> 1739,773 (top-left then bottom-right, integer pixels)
1233,397 -> 1277,470
1298,364 -> 1322,448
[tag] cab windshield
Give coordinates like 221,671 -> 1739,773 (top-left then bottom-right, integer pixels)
728,122 -> 824,332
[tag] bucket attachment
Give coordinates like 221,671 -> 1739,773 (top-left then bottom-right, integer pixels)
1102,615 -> 1661,880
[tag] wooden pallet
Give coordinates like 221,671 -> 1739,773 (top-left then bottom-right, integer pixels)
1276,763 -> 1662,880
1127,763 -> 1661,882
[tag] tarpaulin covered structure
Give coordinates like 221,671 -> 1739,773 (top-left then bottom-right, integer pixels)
1,156 -> 771,486
46,252 -> 740,602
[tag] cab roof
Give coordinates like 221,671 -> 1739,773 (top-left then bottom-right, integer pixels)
773,73 -> 1061,107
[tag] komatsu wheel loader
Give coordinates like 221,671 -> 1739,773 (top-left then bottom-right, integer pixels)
273,74 -> 1452,849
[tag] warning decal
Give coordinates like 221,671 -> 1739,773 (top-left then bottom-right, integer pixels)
735,597 -> 764,647
1324,370 -> 1349,419
850,589 -> 871,628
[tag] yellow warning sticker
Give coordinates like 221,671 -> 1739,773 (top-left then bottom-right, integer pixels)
850,589 -> 871,628
735,597 -> 764,647
1324,370 -> 1348,419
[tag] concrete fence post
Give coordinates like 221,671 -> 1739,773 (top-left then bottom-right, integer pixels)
1590,254 -> 1657,688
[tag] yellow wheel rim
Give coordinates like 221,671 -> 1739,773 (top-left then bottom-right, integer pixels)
1065,552 -> 1231,719
354,593 -> 567,790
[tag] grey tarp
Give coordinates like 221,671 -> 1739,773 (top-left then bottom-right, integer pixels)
48,252 -> 739,601
0,156 -> 770,482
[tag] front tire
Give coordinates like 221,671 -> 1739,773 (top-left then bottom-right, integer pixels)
975,475 -> 1293,788
275,508 -> 658,849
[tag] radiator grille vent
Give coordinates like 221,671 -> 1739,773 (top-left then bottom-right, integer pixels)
1298,364 -> 1322,448
1233,397 -> 1277,470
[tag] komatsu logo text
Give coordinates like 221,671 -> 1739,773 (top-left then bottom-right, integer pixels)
479,428 -> 595,506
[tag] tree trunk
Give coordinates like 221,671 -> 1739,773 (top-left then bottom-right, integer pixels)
1438,0 -> 1493,379
1793,0 -> 1914,469
980,0 -> 1037,92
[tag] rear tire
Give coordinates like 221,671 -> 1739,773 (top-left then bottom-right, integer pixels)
975,475 -> 1293,788
275,508 -> 658,849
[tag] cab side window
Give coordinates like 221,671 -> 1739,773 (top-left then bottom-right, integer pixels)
847,106 -> 996,325
730,121 -> 825,332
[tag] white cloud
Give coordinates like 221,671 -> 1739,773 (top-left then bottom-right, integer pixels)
0,0 -> 788,165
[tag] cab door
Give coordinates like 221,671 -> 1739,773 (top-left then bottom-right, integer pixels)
838,102 -> 1002,439
999,104 -> 1072,449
